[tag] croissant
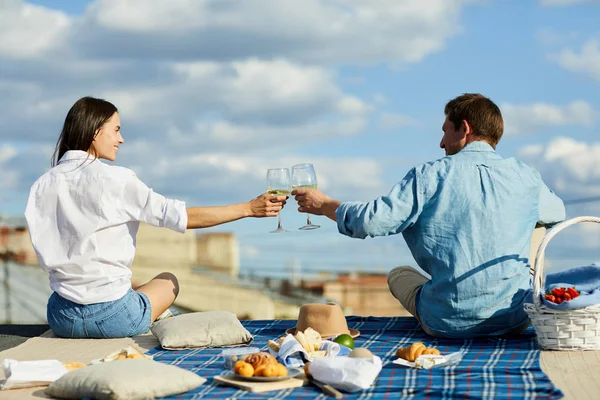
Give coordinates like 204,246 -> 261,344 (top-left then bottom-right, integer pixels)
408,342 -> 426,361
395,347 -> 408,360
395,342 -> 441,362
423,348 -> 440,356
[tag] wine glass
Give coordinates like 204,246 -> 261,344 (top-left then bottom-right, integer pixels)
292,163 -> 321,230
266,168 -> 291,233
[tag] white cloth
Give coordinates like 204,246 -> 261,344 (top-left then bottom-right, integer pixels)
307,355 -> 383,393
1,359 -> 68,390
393,352 -> 463,369
25,150 -> 188,304
271,334 -> 351,368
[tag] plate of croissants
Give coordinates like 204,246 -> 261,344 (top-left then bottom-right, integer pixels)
232,352 -> 301,382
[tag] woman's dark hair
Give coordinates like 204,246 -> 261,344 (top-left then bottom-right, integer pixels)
52,97 -> 118,166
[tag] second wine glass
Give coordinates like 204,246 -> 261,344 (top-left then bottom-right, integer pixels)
292,163 -> 321,230
266,168 -> 291,233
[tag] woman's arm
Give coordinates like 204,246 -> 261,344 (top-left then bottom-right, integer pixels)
186,193 -> 287,229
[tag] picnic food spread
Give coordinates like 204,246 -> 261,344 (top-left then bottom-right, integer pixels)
215,307 -> 382,394
1,304 -> 569,398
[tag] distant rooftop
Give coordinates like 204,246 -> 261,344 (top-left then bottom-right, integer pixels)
192,265 -> 334,306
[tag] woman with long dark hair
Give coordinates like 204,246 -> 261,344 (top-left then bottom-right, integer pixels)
25,96 -> 286,338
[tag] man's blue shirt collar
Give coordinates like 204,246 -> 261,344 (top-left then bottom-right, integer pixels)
459,141 -> 495,153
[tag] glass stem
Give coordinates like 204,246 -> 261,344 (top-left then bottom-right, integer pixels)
278,213 -> 283,229
306,214 -> 312,225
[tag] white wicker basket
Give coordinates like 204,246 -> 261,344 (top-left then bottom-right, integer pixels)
523,216 -> 600,351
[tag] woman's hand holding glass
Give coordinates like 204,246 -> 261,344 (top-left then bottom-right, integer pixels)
249,193 -> 287,217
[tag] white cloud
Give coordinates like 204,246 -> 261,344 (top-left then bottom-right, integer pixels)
518,144 -> 545,159
88,0 -> 207,33
0,145 -> 20,195
519,138 -> 600,253
0,145 -> 17,164
112,128 -> 388,204
91,59 -> 371,129
78,0 -> 472,65
535,29 -> 579,47
202,118 -> 366,148
0,170 -> 19,195
0,0 -> 472,213
0,0 -> 70,59
551,38 -> 600,82
0,144 -> 53,199
502,101 -> 595,135
518,137 -> 600,198
120,147 -> 387,204
539,0 -> 600,5
574,223 -> 600,249
0,58 -> 369,146
378,112 -> 419,132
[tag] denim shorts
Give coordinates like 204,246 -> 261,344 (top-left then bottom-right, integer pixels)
47,289 -> 152,339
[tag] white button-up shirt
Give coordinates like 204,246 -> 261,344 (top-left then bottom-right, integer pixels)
25,150 -> 188,304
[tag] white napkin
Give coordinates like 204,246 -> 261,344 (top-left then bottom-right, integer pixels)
1,359 -> 68,390
307,355 -> 383,393
270,334 -> 350,368
393,352 -> 463,369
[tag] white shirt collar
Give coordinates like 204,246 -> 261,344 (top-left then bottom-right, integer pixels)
58,150 -> 97,164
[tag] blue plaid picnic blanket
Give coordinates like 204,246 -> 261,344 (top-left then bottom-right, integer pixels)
148,316 -> 563,399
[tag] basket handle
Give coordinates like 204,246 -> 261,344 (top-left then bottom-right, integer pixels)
532,216 -> 600,308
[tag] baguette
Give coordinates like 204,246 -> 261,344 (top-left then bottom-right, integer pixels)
267,339 -> 281,352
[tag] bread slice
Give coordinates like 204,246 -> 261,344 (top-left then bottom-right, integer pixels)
294,331 -> 312,352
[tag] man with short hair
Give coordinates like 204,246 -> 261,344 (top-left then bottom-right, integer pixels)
293,93 -> 565,338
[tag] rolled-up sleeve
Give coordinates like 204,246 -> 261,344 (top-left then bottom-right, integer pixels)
336,168 -> 422,239
121,175 -> 188,233
538,183 -> 566,226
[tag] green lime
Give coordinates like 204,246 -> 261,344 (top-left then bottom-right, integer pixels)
333,333 -> 355,349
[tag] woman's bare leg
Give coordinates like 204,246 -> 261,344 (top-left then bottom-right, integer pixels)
134,272 -> 180,322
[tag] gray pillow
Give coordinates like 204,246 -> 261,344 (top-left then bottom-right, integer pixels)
150,311 -> 253,350
44,359 -> 205,400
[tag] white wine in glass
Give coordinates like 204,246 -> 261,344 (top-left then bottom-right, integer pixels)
292,163 -> 320,230
266,168 -> 291,233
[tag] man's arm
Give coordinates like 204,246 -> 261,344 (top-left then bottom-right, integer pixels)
186,194 -> 287,229
538,183 -> 565,226
294,168 -> 422,239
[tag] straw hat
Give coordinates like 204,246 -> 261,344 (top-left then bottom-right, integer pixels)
285,302 -> 360,339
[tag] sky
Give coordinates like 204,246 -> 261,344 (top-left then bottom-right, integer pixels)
0,0 -> 599,279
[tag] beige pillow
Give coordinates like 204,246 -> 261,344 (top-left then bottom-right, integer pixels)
151,311 -> 253,350
44,359 -> 205,400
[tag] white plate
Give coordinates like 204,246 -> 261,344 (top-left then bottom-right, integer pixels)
230,367 -> 302,382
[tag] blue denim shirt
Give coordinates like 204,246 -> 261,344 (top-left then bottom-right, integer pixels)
336,142 -> 565,337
